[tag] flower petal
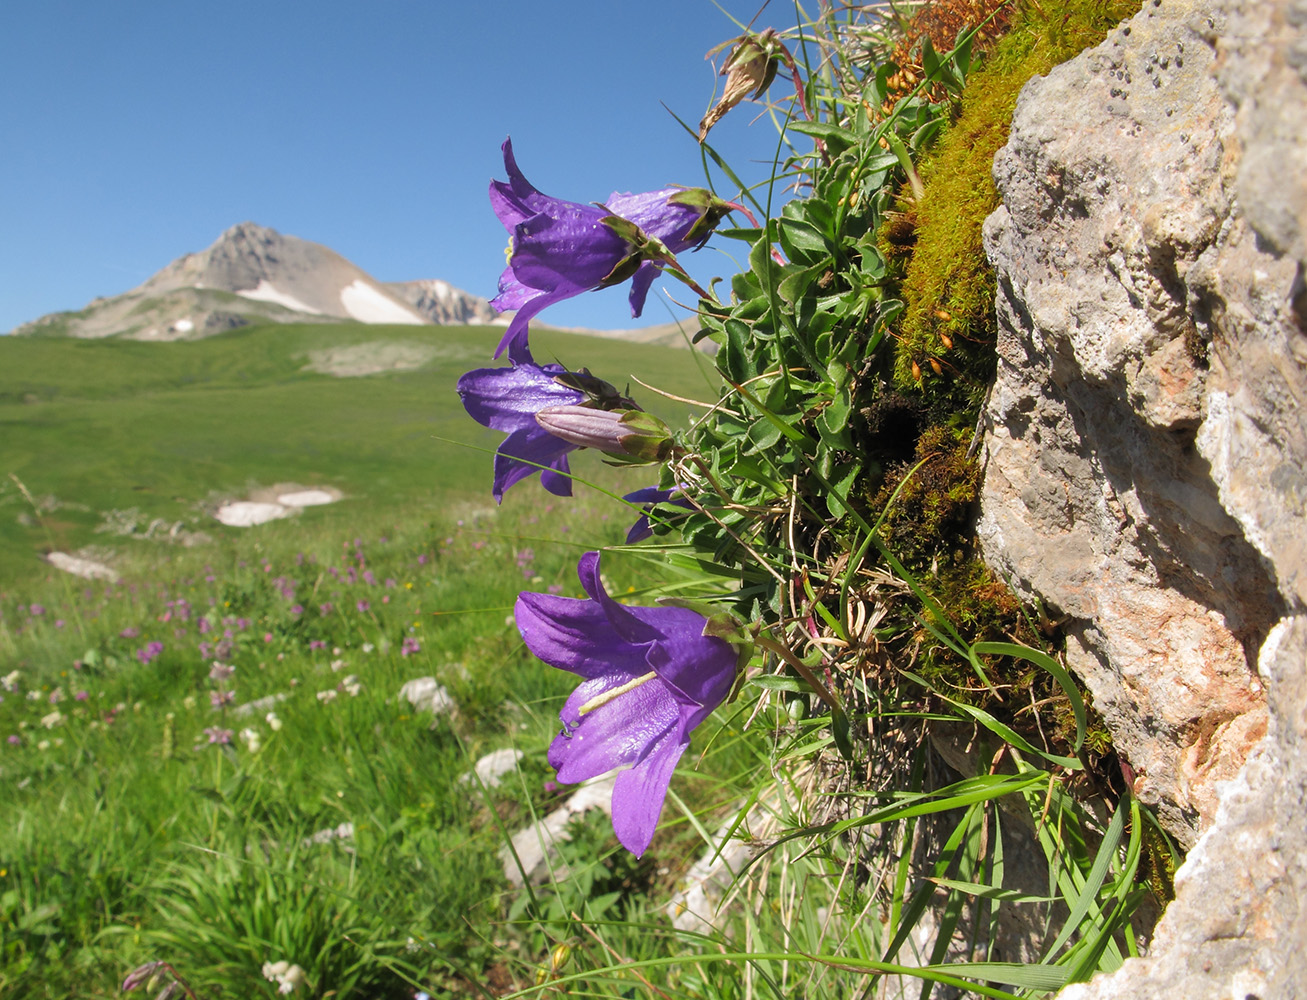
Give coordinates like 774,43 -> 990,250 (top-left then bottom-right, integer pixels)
457,363 -> 581,432
509,209 -> 627,293
627,262 -> 659,318
493,426 -> 576,502
610,732 -> 690,856
493,286 -> 572,362
491,267 -> 535,312
539,464 -> 573,496
548,673 -> 678,784
575,551 -> 662,645
490,137 -> 563,226
640,618 -> 736,728
515,591 -> 650,681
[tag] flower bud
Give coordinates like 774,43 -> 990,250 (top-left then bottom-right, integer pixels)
123,961 -> 165,992
534,407 -> 673,461
550,941 -> 572,974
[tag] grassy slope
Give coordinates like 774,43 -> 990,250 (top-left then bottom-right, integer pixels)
0,322 -> 717,582
0,323 -> 739,998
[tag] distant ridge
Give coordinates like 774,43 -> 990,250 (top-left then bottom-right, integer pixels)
385,278 -> 497,326
9,222 -> 496,340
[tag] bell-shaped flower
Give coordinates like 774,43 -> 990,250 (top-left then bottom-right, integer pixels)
489,137 -> 733,361
458,356 -> 645,501
621,484 -> 696,543
515,551 -> 742,856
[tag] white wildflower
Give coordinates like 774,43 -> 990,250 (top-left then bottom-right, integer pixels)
2,670 -> 19,692
37,739 -> 50,751
265,711 -> 283,731
40,710 -> 64,729
239,727 -> 262,754
329,658 -> 347,673
261,960 -> 306,994
342,675 -> 362,697
316,689 -> 337,704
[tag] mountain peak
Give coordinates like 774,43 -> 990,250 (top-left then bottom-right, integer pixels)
10,224 -> 497,339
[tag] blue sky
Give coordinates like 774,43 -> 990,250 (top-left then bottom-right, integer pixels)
0,1 -> 810,334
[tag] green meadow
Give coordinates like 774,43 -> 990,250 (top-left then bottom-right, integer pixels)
0,321 -> 715,580
0,319 -> 1160,1000
0,323 -> 755,999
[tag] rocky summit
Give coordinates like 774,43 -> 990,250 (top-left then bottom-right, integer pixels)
9,222 -> 496,340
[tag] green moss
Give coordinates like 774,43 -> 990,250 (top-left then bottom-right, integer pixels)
892,0 -> 1143,417
873,423 -> 979,565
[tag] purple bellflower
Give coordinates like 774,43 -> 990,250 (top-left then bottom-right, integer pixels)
622,485 -> 697,543
458,357 -> 585,501
458,357 -> 648,501
515,551 -> 741,856
490,137 -> 734,361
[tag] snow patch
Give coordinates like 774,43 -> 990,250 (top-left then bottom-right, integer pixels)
213,502 -> 293,527
278,489 -> 336,507
340,280 -> 426,324
236,280 -> 320,314
172,318 -> 194,333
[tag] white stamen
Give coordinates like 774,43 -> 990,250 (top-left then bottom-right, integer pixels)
577,670 -> 658,716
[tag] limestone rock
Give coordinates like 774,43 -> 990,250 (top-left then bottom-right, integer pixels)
460,747 -> 524,789
45,551 -> 120,583
500,772 -> 619,887
398,677 -> 455,718
977,0 -> 1307,995
385,278 -> 497,325
978,0 -> 1287,845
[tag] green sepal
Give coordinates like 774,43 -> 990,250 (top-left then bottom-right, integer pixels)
599,214 -> 677,269
667,188 -> 735,245
616,409 -> 673,461
597,250 -> 644,288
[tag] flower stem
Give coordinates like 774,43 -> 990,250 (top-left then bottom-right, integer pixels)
755,635 -> 843,713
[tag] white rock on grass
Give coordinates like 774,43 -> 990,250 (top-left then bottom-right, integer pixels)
45,552 -> 120,583
664,819 -> 759,936
460,748 -> 524,789
277,489 -> 337,507
399,677 -> 455,717
302,821 -> 354,848
500,772 -> 618,887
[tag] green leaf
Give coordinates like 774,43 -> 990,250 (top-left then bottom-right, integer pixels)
789,120 -> 855,145
778,262 -> 826,305
831,704 -> 854,761
973,641 -> 1087,754
824,461 -> 861,518
778,218 -> 829,257
817,388 -> 853,449
750,674 -> 806,693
